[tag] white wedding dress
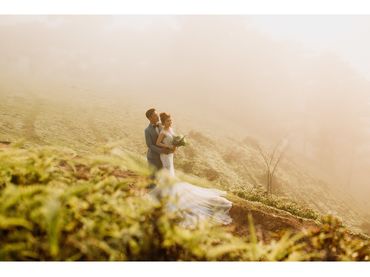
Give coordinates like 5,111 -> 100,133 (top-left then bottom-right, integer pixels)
152,128 -> 233,228
159,128 -> 175,177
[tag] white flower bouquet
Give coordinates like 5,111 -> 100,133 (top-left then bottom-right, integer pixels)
172,135 -> 188,147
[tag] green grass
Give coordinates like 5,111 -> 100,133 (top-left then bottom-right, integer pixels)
0,144 -> 369,261
232,186 -> 320,220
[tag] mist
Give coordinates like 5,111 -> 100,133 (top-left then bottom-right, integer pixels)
1,15 -> 370,211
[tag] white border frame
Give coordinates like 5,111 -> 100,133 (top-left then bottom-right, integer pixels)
0,0 -> 370,14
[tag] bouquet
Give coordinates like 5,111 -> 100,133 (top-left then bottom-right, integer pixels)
172,135 -> 188,147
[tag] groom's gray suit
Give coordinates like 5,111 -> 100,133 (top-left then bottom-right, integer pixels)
145,123 -> 166,170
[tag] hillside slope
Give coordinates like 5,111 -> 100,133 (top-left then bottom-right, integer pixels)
0,89 -> 369,234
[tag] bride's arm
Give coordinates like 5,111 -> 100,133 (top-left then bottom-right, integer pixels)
156,132 -> 172,149
145,128 -> 167,154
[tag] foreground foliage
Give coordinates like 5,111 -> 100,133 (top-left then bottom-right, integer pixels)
0,145 -> 369,261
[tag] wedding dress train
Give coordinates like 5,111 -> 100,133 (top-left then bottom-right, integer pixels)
150,178 -> 233,228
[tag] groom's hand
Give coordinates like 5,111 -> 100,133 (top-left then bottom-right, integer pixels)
163,148 -> 172,154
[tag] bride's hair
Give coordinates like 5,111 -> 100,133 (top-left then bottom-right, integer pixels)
160,112 -> 171,124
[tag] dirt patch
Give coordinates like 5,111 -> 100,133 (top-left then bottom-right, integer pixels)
227,195 -> 319,241
0,141 -> 11,148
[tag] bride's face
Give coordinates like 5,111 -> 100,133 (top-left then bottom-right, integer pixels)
165,117 -> 172,128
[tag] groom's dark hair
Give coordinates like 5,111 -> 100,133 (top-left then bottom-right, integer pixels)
145,108 -> 156,119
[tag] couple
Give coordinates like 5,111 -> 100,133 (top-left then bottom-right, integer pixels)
144,108 -> 232,228
144,109 -> 176,176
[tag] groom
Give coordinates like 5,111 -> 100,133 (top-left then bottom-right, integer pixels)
144,108 -> 173,170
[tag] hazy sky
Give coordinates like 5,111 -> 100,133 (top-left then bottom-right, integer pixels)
247,15 -> 370,81
2,15 -> 369,80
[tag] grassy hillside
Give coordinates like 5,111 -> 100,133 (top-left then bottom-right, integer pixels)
0,143 -> 369,261
1,89 -> 369,234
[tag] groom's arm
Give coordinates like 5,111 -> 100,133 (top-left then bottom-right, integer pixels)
145,129 -> 167,154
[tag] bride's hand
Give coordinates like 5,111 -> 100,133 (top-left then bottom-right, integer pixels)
167,145 -> 176,152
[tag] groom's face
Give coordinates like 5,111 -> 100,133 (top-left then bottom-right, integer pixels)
150,111 -> 159,124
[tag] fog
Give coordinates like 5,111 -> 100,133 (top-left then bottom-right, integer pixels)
1,15 -> 369,210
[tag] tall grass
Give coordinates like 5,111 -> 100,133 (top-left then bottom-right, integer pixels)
0,144 -> 369,261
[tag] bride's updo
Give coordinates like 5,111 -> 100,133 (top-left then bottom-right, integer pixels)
160,112 -> 171,124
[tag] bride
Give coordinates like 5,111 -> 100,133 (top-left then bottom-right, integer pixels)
152,112 -> 232,228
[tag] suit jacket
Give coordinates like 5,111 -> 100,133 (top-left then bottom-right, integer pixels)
144,123 -> 166,167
